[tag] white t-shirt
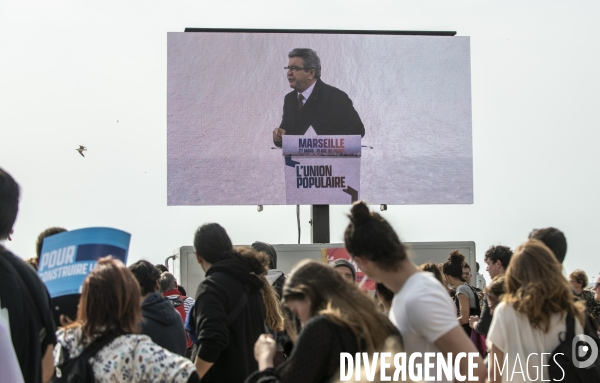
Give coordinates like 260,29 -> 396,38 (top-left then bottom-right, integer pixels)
487,302 -> 584,383
390,271 -> 460,383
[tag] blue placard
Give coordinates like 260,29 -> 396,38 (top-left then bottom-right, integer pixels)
38,227 -> 131,298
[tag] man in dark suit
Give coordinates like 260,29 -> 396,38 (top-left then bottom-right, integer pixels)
272,48 -> 365,147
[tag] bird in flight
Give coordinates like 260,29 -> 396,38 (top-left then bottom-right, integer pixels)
76,145 -> 87,157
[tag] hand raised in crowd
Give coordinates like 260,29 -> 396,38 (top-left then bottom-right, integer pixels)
254,334 -> 276,371
273,128 -> 286,143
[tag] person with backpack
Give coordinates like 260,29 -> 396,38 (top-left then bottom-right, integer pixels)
487,240 -> 597,383
160,272 -> 195,317
53,256 -> 198,383
442,250 -> 481,337
189,223 -> 267,382
160,272 -> 195,351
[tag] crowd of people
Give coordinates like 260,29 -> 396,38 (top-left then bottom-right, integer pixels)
2,165 -> 600,383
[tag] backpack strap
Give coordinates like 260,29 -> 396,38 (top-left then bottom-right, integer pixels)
454,284 -> 481,312
565,312 -> 576,340
171,296 -> 184,308
468,285 -> 481,309
54,333 -> 120,381
79,332 -> 120,361
461,284 -> 482,317
210,271 -> 251,327
226,287 -> 248,327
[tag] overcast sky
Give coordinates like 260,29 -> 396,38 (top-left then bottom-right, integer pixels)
1,0 -> 599,283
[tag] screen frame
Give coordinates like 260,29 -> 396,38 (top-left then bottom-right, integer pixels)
183,27 -> 456,36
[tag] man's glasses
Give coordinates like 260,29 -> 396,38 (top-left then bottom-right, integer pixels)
284,66 -> 308,72
595,282 -> 600,289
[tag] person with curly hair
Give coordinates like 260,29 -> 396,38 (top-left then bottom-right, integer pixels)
469,245 -> 514,337
569,269 -> 600,325
443,251 -> 480,336
419,262 -> 445,286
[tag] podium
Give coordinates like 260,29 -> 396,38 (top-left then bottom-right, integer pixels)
282,135 -> 361,205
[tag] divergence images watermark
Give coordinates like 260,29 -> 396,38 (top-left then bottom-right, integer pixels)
572,333 -> 598,369
339,352 -> 480,382
339,339 -> 599,382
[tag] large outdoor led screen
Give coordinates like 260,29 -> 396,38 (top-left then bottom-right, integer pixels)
167,30 -> 473,205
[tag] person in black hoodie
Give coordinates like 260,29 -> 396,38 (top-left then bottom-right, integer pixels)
190,223 -> 267,383
128,260 -> 188,356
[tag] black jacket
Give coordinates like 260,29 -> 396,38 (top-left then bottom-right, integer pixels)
140,292 -> 187,356
275,79 -> 365,146
245,315 -> 364,383
474,295 -> 492,336
0,247 -> 57,383
192,258 -> 265,383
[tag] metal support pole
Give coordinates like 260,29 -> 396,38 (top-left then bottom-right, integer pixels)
310,205 -> 330,243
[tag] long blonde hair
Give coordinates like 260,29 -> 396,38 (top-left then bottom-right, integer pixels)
259,274 -> 285,332
503,239 -> 585,332
283,260 -> 396,352
234,247 -> 285,333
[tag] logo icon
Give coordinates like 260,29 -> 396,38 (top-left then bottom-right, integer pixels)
572,334 -> 598,369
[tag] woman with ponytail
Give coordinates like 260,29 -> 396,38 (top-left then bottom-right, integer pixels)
190,223 -> 275,383
442,250 -> 480,336
343,201 -> 487,382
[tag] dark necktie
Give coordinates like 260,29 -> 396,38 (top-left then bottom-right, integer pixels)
297,93 -> 304,111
